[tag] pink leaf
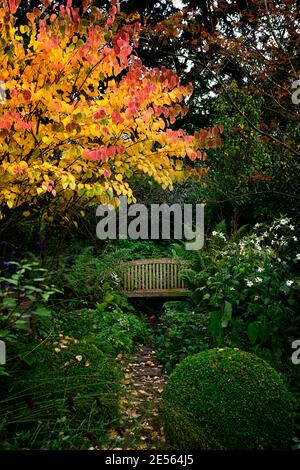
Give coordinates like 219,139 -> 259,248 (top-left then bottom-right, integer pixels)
111,112 -> 123,124
94,109 -> 106,119
83,149 -> 100,161
102,169 -> 112,177
9,0 -> 18,14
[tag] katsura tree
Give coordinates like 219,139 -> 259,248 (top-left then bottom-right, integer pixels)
0,0 -> 222,227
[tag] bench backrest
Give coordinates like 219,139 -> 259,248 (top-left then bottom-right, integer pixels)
121,258 -> 192,297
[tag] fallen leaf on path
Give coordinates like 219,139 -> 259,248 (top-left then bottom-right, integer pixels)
141,422 -> 153,430
126,410 -> 141,419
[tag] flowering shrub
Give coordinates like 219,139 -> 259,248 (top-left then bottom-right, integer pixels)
184,217 -> 300,366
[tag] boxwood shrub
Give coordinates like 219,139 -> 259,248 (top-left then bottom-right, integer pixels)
161,348 -> 293,450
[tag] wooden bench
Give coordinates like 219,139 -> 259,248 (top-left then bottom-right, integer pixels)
121,258 -> 192,297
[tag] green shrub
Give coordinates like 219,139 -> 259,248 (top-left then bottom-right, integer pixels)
111,239 -> 173,260
56,306 -> 151,355
182,217 -> 300,367
0,337 -> 121,449
156,301 -> 210,372
56,308 -> 101,339
0,258 -> 61,376
193,85 -> 300,226
161,348 -> 293,450
58,247 -> 123,306
92,305 -> 151,355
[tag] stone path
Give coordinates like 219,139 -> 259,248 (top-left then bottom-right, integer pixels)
106,343 -> 168,449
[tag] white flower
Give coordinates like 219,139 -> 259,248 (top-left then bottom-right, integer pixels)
281,241 -> 288,246
246,280 -> 253,287
212,231 -> 226,240
296,254 -> 300,260
280,218 -> 290,225
255,277 -> 263,283
286,280 -> 294,287
293,236 -> 298,242
218,231 -> 226,240
257,267 -> 264,272
230,287 -> 235,291
254,295 -> 259,301
239,241 -> 245,254
289,225 -> 295,230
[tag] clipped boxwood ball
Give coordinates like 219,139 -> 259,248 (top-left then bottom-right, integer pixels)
161,348 -> 293,450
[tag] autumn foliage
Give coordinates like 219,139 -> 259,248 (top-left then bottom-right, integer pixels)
0,0 -> 222,221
